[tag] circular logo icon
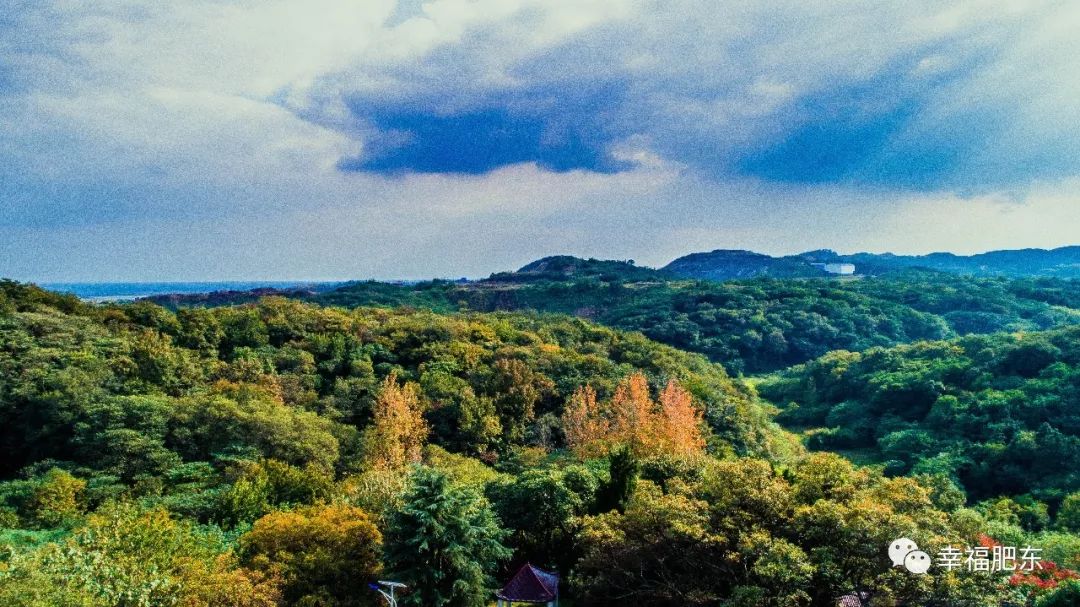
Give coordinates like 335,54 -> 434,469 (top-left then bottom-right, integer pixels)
904,550 -> 932,574
889,538 -> 918,567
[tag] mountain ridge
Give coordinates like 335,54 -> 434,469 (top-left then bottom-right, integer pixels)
664,245 -> 1080,280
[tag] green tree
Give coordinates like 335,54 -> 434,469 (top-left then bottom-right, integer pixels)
595,446 -> 639,514
573,482 -> 726,607
729,531 -> 815,607
1057,491 -> 1080,532
171,388 -> 340,472
0,502 -> 281,607
487,464 -> 598,573
27,468 -> 86,527
1036,580 -> 1080,607
385,466 -> 510,607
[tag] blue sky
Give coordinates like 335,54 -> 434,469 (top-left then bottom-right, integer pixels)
1,0 -> 1079,280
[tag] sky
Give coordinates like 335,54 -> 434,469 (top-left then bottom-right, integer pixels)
2,0 -> 1079,281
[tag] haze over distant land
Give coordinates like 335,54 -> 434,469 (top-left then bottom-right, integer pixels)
3,1 -> 1080,281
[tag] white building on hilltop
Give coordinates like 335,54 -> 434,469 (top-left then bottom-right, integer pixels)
811,262 -> 856,275
823,263 -> 856,275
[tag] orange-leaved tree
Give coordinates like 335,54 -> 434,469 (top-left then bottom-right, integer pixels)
608,373 -> 661,456
562,373 -> 705,460
657,379 -> 707,458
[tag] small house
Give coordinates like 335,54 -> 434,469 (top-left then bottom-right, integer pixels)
836,590 -> 871,606
495,563 -> 559,607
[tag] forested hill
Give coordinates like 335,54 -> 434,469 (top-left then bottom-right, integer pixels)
146,266 -> 1080,374
0,279 -> 790,480
665,246 -> 1080,279
761,325 -> 1080,503
662,249 -> 829,279
489,255 -> 670,282
6,280 -> 1080,605
833,246 -> 1080,278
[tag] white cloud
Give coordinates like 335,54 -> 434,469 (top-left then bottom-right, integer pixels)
1,0 -> 1079,279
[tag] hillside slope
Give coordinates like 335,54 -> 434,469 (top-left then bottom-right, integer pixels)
3,280 -> 1079,606
0,280 -> 790,482
141,263 -> 1080,374
760,325 -> 1080,502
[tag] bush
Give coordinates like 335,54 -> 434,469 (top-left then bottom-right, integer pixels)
240,503 -> 383,607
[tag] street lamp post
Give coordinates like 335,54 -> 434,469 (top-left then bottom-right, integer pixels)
370,581 -> 407,607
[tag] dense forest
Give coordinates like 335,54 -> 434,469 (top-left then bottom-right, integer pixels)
151,260 -> 1080,374
4,275 -> 1080,606
762,327 -> 1080,503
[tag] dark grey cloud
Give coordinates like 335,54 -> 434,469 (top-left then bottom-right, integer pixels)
307,1 -> 1080,193
338,75 -> 634,174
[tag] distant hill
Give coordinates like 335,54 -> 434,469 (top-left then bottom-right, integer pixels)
137,246 -> 1080,314
838,246 -> 1080,277
486,256 -> 670,283
663,250 -> 827,280
138,258 -> 1080,374
665,246 -> 1080,280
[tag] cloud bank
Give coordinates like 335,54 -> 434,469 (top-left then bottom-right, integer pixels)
1,0 -> 1078,280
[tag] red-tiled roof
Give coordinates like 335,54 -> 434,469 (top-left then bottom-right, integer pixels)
496,563 -> 559,603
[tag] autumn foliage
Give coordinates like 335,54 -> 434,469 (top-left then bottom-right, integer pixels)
562,373 -> 706,459
1009,558 -> 1080,593
562,385 -> 608,458
967,533 -> 1080,601
240,503 -> 383,606
657,380 -> 707,458
364,374 -> 430,470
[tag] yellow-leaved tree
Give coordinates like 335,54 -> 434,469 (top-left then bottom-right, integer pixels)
562,385 -> 608,458
364,374 -> 429,470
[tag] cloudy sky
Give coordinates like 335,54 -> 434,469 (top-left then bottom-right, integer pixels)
2,0 -> 1079,281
